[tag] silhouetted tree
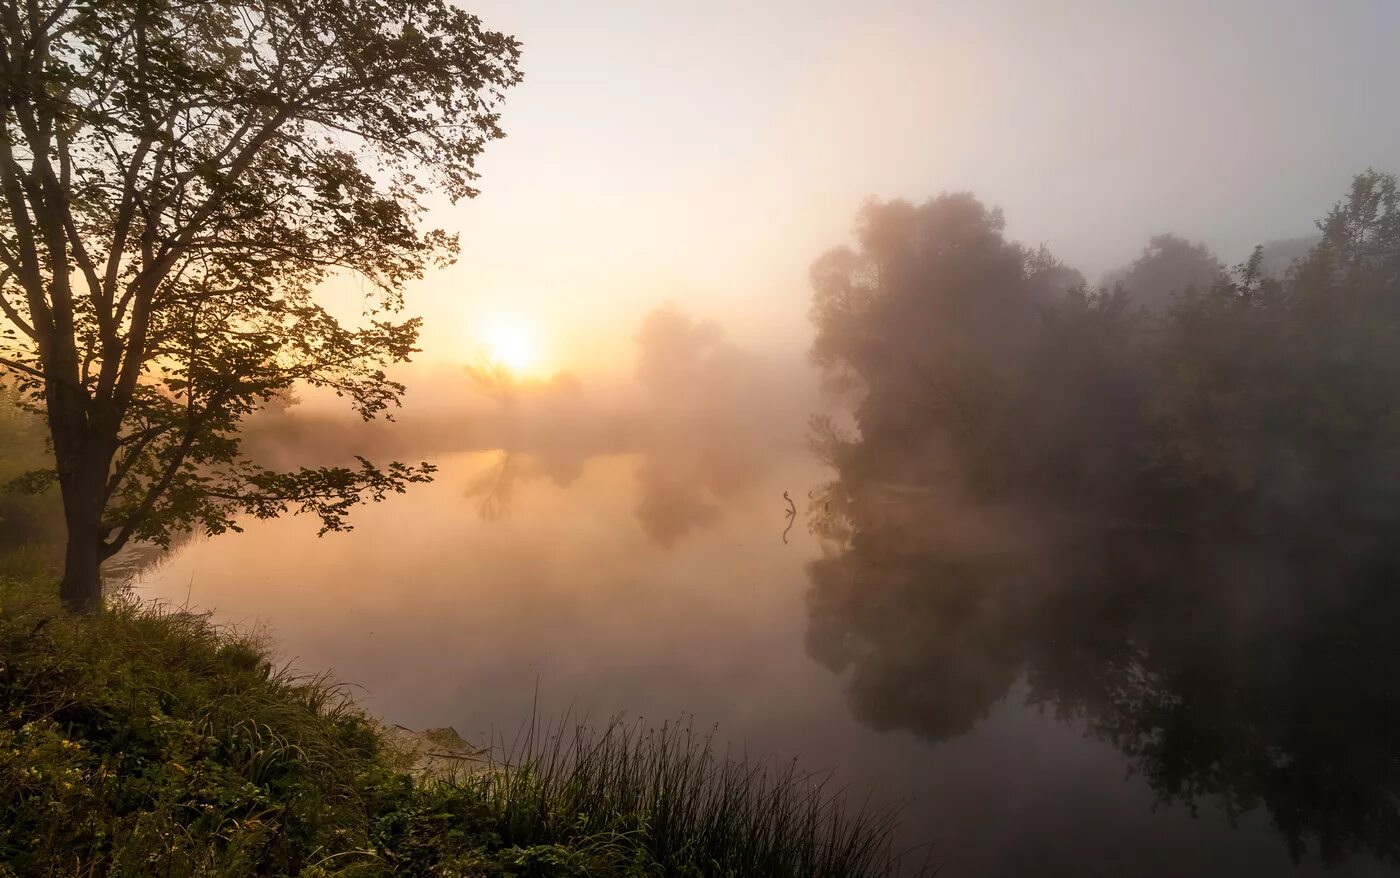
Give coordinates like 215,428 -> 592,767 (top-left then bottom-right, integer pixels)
808,193 -> 1092,496
0,0 -> 520,610
812,172 -> 1400,535
1106,233 -> 1226,312
465,352 -> 519,406
1144,172 -> 1400,528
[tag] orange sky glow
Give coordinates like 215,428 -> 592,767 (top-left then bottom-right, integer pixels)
315,0 -> 1400,395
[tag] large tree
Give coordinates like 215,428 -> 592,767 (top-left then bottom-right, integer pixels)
807,193 -> 1088,492
0,0 -> 520,610
1105,232 -> 1226,312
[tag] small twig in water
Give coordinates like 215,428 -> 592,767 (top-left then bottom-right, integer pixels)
781,490 -> 797,544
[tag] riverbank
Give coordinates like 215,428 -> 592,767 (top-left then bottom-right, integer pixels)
0,577 -> 913,877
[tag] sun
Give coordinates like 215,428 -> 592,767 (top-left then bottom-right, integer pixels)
481,317 -> 542,375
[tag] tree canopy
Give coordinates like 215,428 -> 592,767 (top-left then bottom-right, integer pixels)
0,0 -> 521,609
1102,233 -> 1226,312
810,170 -> 1400,530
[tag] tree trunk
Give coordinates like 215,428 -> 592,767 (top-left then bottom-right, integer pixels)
55,445 -> 111,613
48,379 -> 112,613
59,515 -> 103,613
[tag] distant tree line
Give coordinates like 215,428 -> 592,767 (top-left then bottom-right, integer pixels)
810,170 -> 1400,536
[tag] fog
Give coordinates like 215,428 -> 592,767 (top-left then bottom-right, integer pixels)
339,0 -> 1400,384
6,1 -> 1400,875
241,302 -> 812,465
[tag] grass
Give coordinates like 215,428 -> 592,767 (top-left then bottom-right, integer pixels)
0,578 -> 924,877
462,718 -> 912,878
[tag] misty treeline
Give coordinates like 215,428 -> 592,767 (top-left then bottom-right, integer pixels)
2,293 -> 788,578
460,303 -> 778,544
811,170 -> 1400,535
804,170 -> 1400,865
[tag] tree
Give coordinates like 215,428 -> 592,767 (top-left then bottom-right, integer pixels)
464,351 -> 519,406
633,303 -> 732,398
0,0 -> 521,610
1107,233 -> 1226,312
807,193 -> 1083,492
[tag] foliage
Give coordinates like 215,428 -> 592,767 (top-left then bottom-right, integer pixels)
804,170 -> 1400,867
1101,233 -> 1226,312
0,0 -> 520,606
0,577 -> 920,877
809,170 -> 1400,532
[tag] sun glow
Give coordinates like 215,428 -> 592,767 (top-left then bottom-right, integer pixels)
481,317 -> 543,375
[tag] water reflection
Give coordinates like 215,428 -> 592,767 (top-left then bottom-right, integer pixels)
463,440 -> 771,548
633,441 -> 767,548
128,445 -> 1400,876
464,449 -> 587,521
807,476 -> 1400,865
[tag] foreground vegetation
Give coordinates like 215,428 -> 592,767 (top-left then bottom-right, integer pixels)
0,578 -> 914,877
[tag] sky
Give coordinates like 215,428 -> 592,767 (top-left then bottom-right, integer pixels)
362,0 -> 1400,384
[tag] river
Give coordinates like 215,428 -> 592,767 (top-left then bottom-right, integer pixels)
129,446 -> 1396,877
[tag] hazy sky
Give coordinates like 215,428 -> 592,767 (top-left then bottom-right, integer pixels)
371,0 -> 1400,380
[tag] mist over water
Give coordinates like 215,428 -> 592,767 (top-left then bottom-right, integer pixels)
105,164 -> 1400,875
127,449 -> 1395,877
0,168 -> 1388,873
7,2 -> 1400,874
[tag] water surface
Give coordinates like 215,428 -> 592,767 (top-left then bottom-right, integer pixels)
133,447 -> 1397,877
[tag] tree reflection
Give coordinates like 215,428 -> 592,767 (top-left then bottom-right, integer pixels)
806,481 -> 1400,865
464,451 -> 521,521
632,442 -> 765,548
462,441 -> 769,544
463,448 -> 587,521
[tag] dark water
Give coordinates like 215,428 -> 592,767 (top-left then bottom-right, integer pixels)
132,446 -> 1398,877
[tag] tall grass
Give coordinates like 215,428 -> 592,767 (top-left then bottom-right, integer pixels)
0,578 -> 930,877
464,716 -> 924,878
459,716 -> 923,877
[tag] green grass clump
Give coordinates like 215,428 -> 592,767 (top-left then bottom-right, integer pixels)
0,580 -> 396,876
0,579 -> 922,877
456,719 -> 912,878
